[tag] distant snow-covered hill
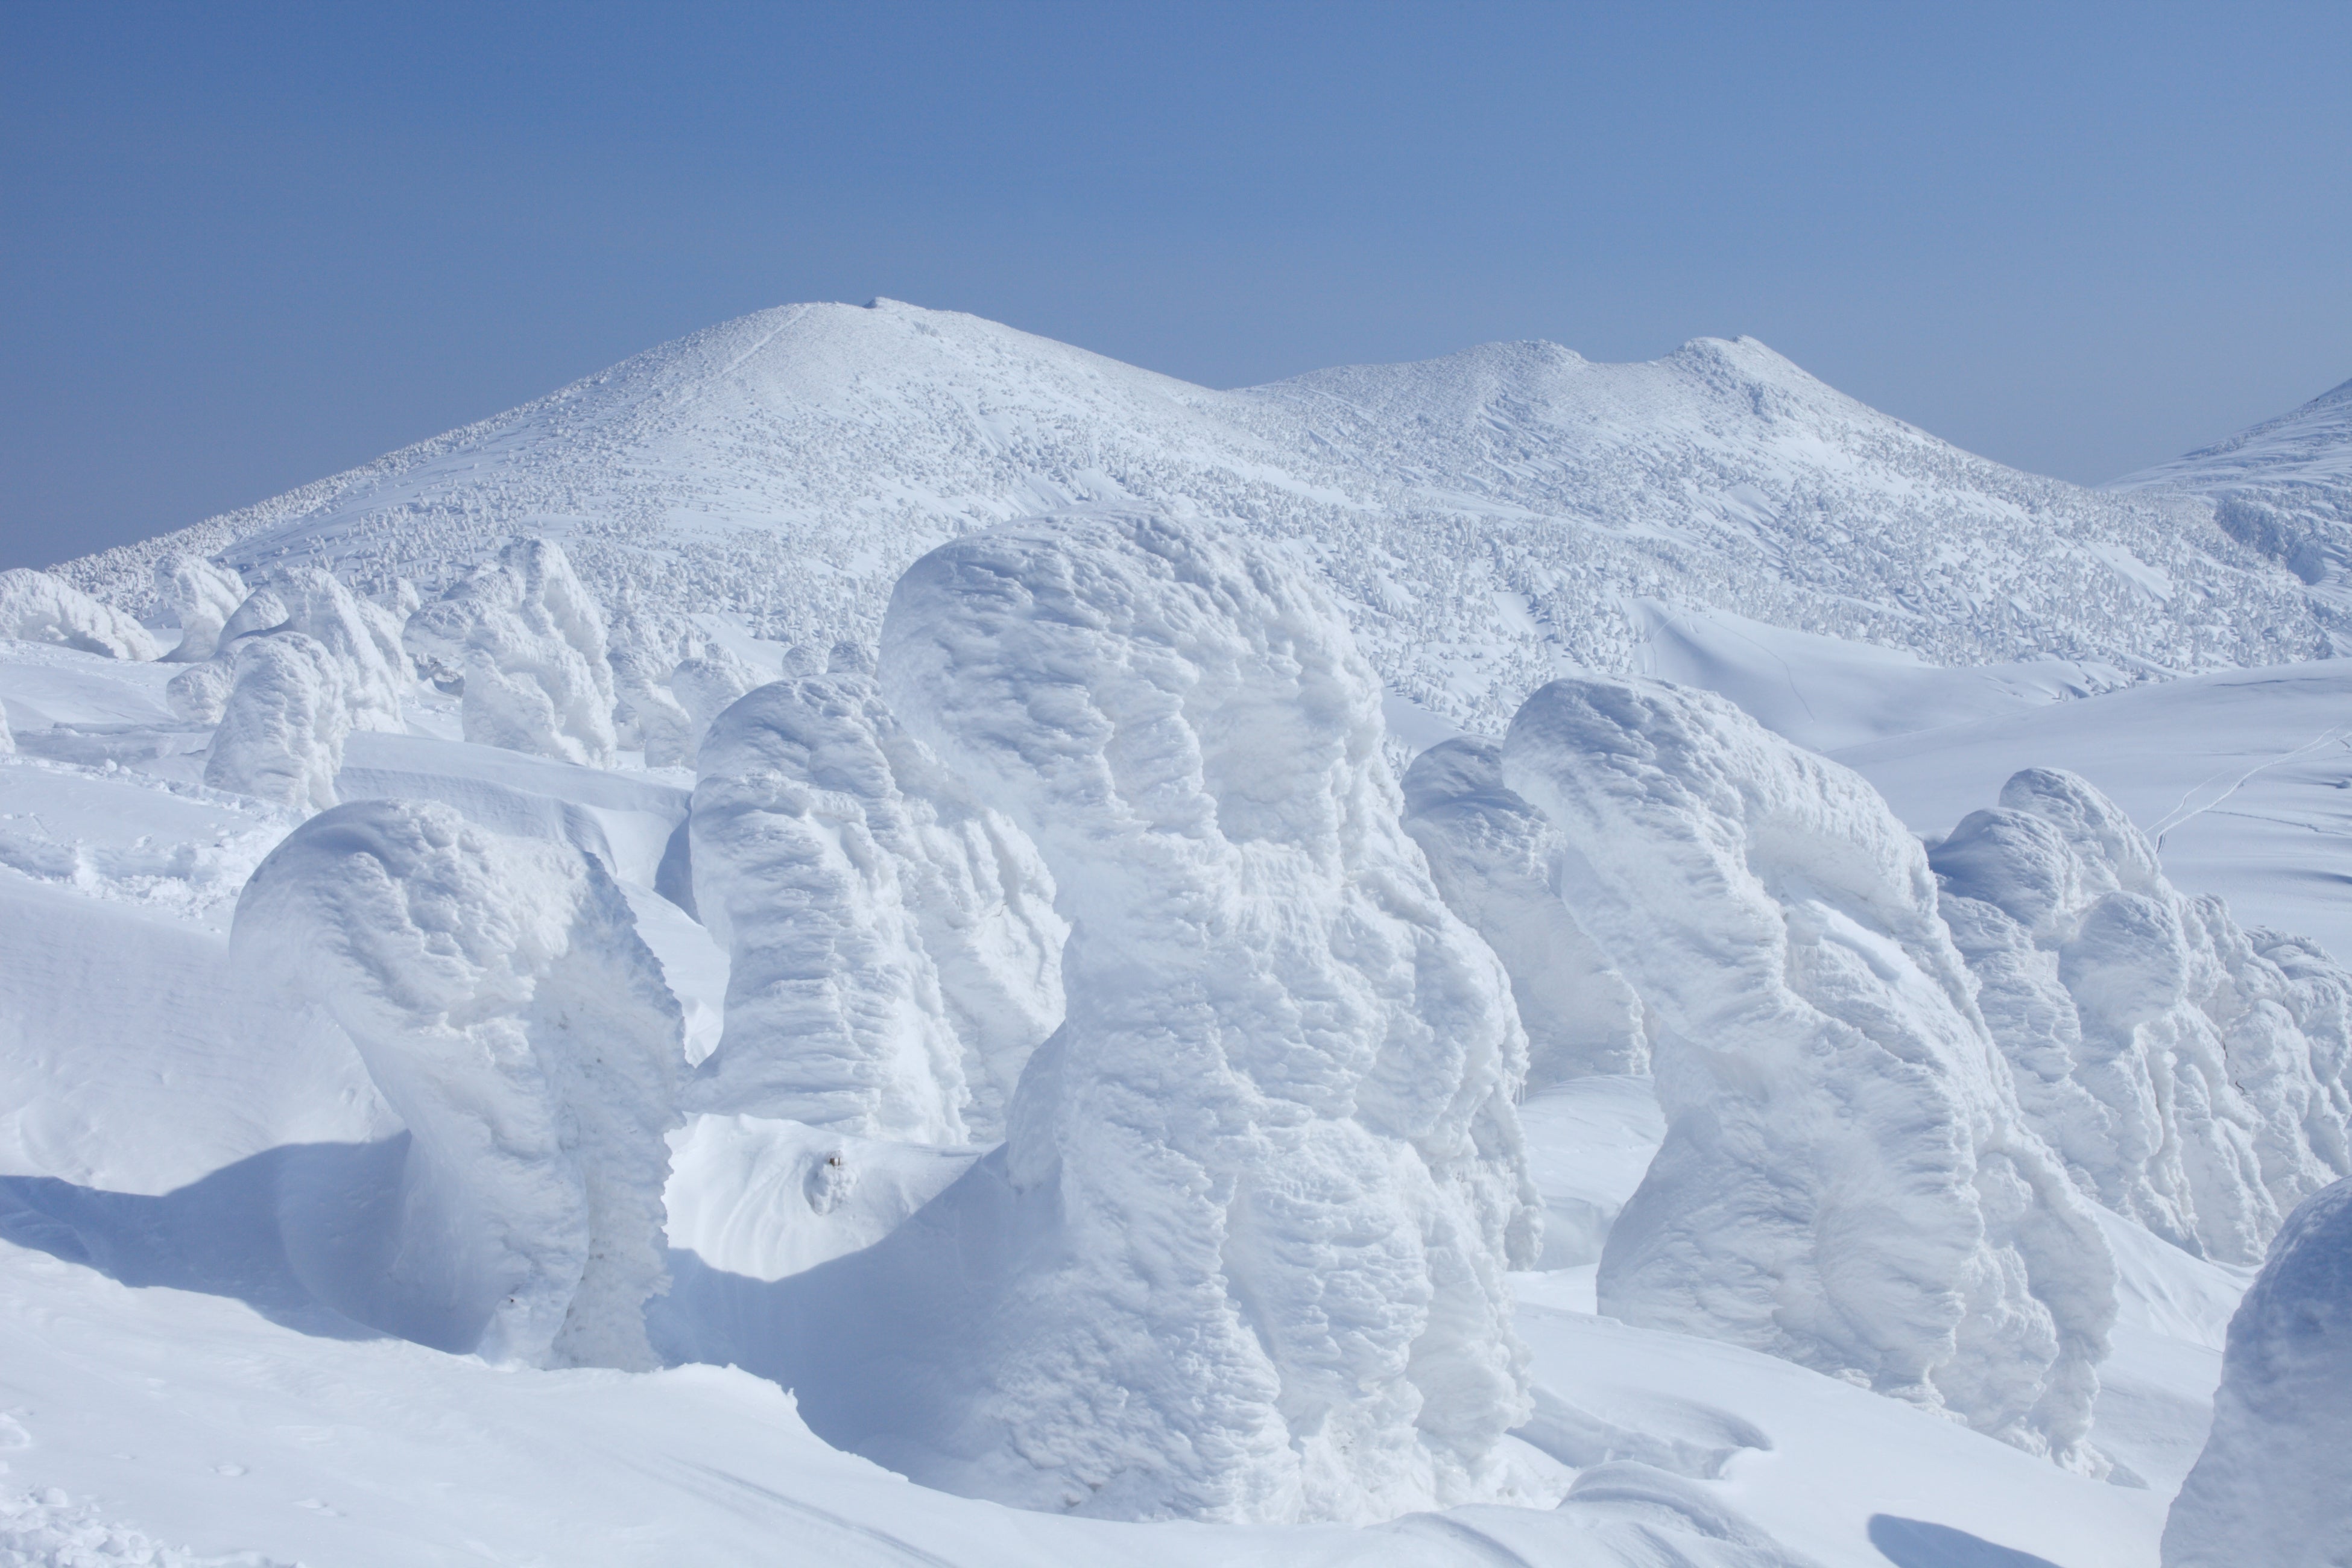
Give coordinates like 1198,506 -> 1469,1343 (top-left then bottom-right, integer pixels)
2111,376 -> 2352,599
57,299 -> 2340,732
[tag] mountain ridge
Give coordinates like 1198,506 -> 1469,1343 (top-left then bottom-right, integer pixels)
57,298 -> 2340,733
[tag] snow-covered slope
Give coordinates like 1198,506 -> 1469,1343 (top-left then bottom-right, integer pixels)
2112,377 -> 2352,595
52,300 -> 2339,735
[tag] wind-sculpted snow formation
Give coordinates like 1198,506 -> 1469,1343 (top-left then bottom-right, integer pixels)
403,537 -> 618,765
770,512 -> 1539,1525
150,552 -> 247,662
1502,674 -> 2115,1468
55,302 -> 2339,739
686,671 -> 1064,1142
2160,1177 -> 2352,1566
1931,768 -> 2352,1266
203,632 -> 352,812
232,798 -> 681,1370
1400,737 -> 1647,1086
0,567 -> 157,661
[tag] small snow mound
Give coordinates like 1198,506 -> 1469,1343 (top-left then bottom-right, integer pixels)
232,798 -> 682,1368
2161,1177 -> 2352,1566
782,511 -> 1537,1523
0,570 -> 157,662
1401,736 -> 1648,1085
0,1486 -> 295,1567
403,537 -> 618,766
1502,674 -> 2114,1467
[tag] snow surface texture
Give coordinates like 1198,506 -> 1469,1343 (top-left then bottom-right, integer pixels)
0,568 -> 157,662
229,798 -> 682,1370
1502,673 -> 2117,1467
765,513 -> 1541,1525
606,595 -> 769,767
54,301 -> 2339,742
1400,736 -> 1648,1086
201,633 -> 351,812
150,553 -> 247,664
2161,1177 -> 2352,1567
402,537 -> 619,766
1931,768 -> 2352,1267
2114,375 -> 2352,596
687,671 -> 1064,1142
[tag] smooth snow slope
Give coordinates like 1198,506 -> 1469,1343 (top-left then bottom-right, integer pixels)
2112,376 -> 2352,596
52,300 -> 2337,735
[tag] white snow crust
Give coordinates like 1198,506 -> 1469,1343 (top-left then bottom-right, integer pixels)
0,569 -> 157,662
229,798 -> 681,1370
1502,673 -> 2116,1466
761,513 -> 1540,1525
1400,736 -> 1648,1085
402,537 -> 619,765
2160,1177 -> 2352,1566
687,671 -> 1064,1142
1932,768 -> 2352,1266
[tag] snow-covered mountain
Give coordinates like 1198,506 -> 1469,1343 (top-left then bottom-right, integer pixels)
55,300 -> 2340,733
2110,376 -> 2352,598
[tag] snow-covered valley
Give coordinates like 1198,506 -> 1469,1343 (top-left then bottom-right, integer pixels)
2,306 -> 2349,1566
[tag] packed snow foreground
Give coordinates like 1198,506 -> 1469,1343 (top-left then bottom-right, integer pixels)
1,514 -> 2349,1563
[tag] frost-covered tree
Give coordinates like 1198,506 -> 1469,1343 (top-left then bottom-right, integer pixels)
0,567 -> 157,661
780,513 -> 1539,1525
687,672 -> 1064,1142
1933,769 -> 2352,1266
203,633 -> 351,813
1503,674 -> 2115,1469
150,553 -> 247,663
1401,736 -> 1648,1084
2161,1177 -> 2352,1566
403,537 -> 618,765
233,798 -> 682,1369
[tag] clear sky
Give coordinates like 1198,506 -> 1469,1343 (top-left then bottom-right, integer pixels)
4,1 -> 2348,568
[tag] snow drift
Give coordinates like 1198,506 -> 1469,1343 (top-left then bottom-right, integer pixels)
2161,1177 -> 2352,1566
403,537 -> 618,766
685,670 -> 1064,1142
1502,674 -> 2115,1467
1400,736 -> 1648,1086
231,798 -> 682,1369
0,567 -> 157,661
763,512 -> 1540,1525
1931,768 -> 2352,1266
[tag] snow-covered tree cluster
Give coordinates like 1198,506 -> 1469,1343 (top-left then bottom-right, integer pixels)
18,500 -> 2350,1539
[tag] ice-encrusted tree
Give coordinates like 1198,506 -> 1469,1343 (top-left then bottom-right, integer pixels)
686,671 -> 1064,1142
782,512 -> 1539,1525
1400,736 -> 1648,1085
2161,1177 -> 2352,1566
1502,674 -> 2115,1469
1932,768 -> 2352,1266
0,567 -> 157,661
232,798 -> 682,1369
403,537 -> 619,766
203,633 -> 352,813
151,553 -> 247,663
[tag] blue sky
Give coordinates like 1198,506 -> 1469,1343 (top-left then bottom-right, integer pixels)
4,1 -> 2348,566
